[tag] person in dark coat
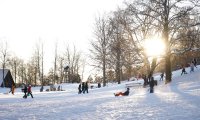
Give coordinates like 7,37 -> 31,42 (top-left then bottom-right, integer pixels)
85,82 -> 89,93
193,58 -> 197,68
40,86 -> 44,92
160,72 -> 164,81
114,88 -> 130,96
27,85 -> 34,98
78,83 -> 82,94
22,85 -> 28,98
82,82 -> 85,94
181,67 -> 187,75
142,74 -> 148,87
98,83 -> 101,88
149,77 -> 155,93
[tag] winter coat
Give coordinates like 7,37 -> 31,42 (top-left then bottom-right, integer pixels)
123,90 -> 129,96
150,80 -> 154,88
28,86 -> 32,93
23,86 -> 27,93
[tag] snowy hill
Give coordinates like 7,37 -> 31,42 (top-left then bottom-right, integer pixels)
0,66 -> 200,120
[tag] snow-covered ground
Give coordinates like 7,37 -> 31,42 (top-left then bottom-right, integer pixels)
0,66 -> 200,120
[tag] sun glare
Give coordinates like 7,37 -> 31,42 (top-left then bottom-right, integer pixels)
144,37 -> 166,57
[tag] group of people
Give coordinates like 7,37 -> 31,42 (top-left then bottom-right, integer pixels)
78,82 -> 89,94
181,58 -> 198,75
22,85 -> 34,99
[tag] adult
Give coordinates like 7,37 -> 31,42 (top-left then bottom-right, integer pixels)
82,82 -> 85,94
85,82 -> 89,93
22,85 -> 28,98
78,83 -> 82,94
114,88 -> 130,96
149,77 -> 155,93
40,86 -> 44,92
193,58 -> 197,68
160,72 -> 164,81
190,61 -> 194,73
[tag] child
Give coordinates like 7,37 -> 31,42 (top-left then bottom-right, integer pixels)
27,85 -> 34,98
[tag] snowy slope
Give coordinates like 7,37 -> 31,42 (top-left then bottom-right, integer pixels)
0,66 -> 200,120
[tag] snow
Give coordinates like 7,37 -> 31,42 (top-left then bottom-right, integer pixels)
0,66 -> 200,120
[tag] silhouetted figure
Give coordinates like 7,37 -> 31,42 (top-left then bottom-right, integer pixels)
149,77 -> 155,93
85,82 -> 89,93
57,85 -> 61,91
160,72 -> 164,81
181,67 -> 187,75
78,83 -> 82,94
40,86 -> 44,92
82,82 -> 85,94
22,85 -> 28,98
142,74 -> 148,87
98,83 -> 101,88
193,58 -> 197,68
114,88 -> 130,96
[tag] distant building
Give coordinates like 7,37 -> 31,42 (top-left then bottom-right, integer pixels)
0,69 -> 15,88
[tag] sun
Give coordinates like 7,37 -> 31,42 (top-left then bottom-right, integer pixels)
144,37 -> 166,57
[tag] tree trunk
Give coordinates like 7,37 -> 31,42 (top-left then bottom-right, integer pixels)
116,49 -> 121,84
165,55 -> 171,83
163,0 -> 172,83
103,55 -> 106,86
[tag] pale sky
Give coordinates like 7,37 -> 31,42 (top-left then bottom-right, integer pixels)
0,0 -> 124,78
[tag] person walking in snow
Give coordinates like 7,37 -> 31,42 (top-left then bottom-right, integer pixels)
181,67 -> 187,75
193,58 -> 197,68
142,74 -> 148,87
160,72 -> 164,81
22,85 -> 28,98
27,85 -> 34,98
149,77 -> 155,93
190,61 -> 194,73
85,82 -> 89,93
78,83 -> 82,94
114,88 -> 130,96
82,82 -> 85,94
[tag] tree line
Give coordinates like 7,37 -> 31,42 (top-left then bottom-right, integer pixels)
90,0 -> 200,86
0,0 -> 200,87
0,40 -> 85,87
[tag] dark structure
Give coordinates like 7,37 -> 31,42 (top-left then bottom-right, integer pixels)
0,69 -> 15,88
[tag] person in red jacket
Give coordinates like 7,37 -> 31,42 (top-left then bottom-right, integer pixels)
27,85 -> 34,98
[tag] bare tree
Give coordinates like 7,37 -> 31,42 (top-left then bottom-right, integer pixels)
63,44 -> 82,83
125,0 -> 200,83
8,56 -> 22,84
53,41 -> 58,84
108,9 -> 132,84
0,40 -> 9,87
41,42 -> 44,85
57,56 -> 64,84
31,40 -> 44,86
90,15 -> 110,86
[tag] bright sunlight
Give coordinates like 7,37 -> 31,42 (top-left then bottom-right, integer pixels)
144,37 -> 166,57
